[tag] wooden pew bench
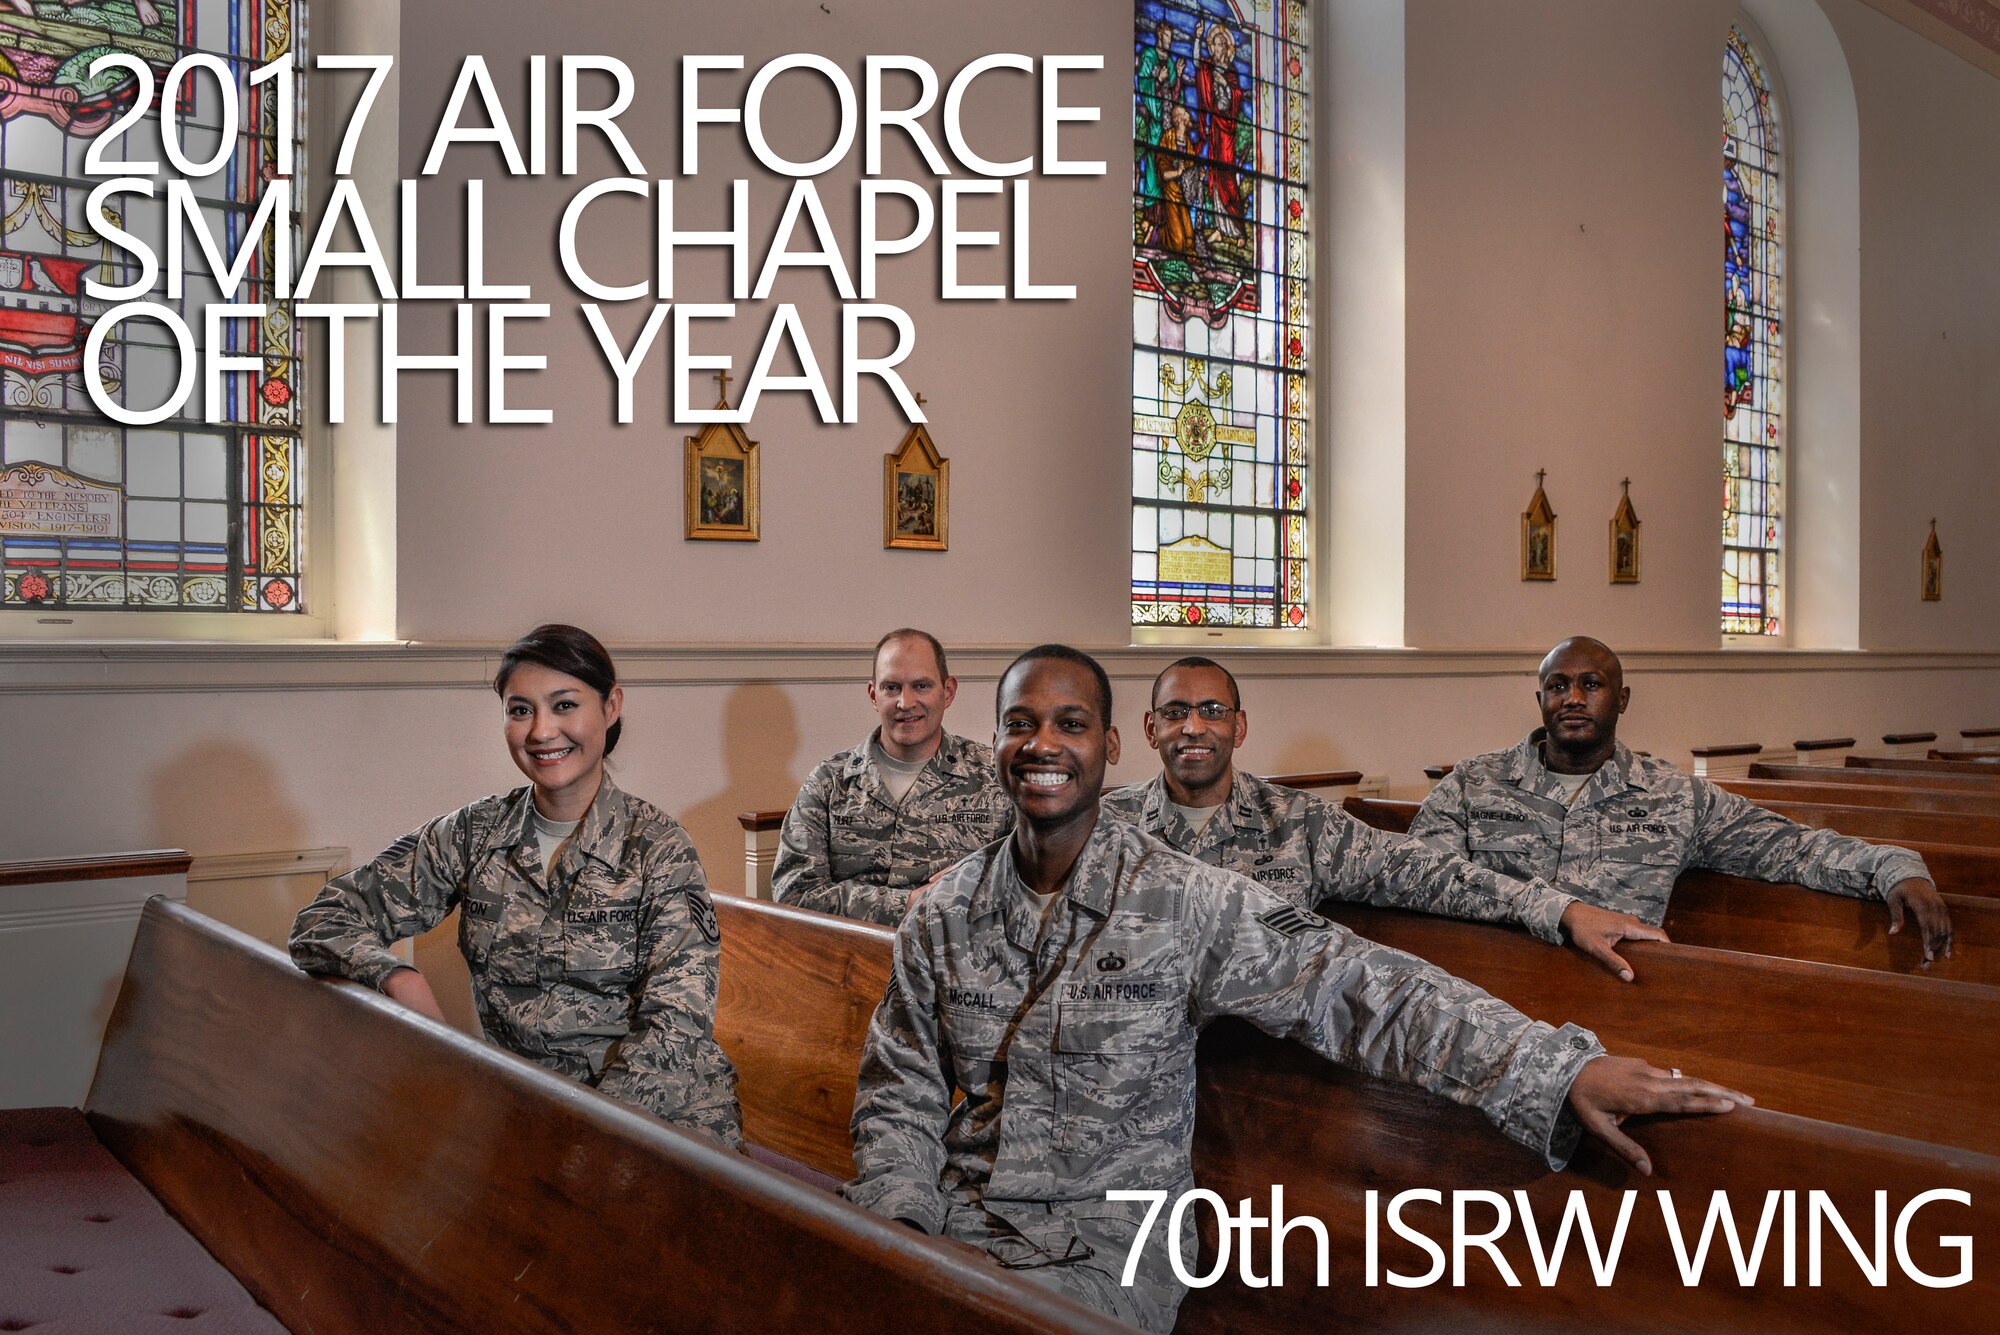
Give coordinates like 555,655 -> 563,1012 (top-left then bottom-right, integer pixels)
1323,903 -> 2000,1154
1718,777 -> 2000,816
1342,795 -> 2000,899
1851,755 -> 2000,778
47,899 -> 1126,1335
712,896 -> 2000,1333
1751,761 -> 2000,792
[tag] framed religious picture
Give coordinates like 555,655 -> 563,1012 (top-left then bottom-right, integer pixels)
884,417 -> 948,551
1609,478 -> 1641,584
684,373 -> 760,542
1922,521 -> 1942,601
1522,469 -> 1556,581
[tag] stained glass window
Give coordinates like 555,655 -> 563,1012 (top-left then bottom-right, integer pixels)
1,0 -> 306,614
1722,24 -> 1782,637
1131,0 -> 1308,631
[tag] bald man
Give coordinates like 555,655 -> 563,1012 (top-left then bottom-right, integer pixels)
1410,637 -> 1954,962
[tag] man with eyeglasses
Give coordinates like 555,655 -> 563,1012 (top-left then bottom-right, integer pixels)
1100,656 -> 1667,980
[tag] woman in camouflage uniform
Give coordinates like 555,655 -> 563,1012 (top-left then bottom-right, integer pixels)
290,624 -> 741,1146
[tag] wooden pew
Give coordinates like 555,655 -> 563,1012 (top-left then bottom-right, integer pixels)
1751,761 -> 2000,792
1764,800 -> 2000,849
1851,755 -> 2000,778
1267,769 -> 1363,792
1662,872 -> 2000,986
1324,903 -> 2000,1155
1932,750 -> 2000,763
1343,793 -> 2000,899
84,899 -> 1128,1335
1718,777 -> 2000,816
718,896 -> 890,1179
712,897 -> 2000,1333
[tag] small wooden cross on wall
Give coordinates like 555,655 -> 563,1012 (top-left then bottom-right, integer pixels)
714,369 -> 734,410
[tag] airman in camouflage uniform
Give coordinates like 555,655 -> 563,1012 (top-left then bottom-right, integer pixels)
849,816 -> 1608,1332
1411,636 -> 1953,961
1414,730 -> 1934,923
1102,656 -> 1666,980
1104,769 -> 1581,940
847,646 -> 1750,1334
290,777 -> 742,1147
774,630 -> 1013,924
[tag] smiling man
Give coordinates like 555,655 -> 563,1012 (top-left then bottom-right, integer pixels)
846,644 -> 1749,1334
1412,636 -> 1954,960
772,628 -> 1013,924
1102,656 -> 1664,980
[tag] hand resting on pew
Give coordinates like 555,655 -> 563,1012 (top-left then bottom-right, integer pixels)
1560,899 -> 1670,981
1886,876 -> 1955,962
1566,1055 -> 1752,1177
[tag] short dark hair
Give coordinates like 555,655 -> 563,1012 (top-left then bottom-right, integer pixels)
998,644 -> 1113,724
874,628 -> 948,682
494,624 -> 623,756
1152,655 -> 1240,710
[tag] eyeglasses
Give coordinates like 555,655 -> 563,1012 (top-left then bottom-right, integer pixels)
1153,701 -> 1236,723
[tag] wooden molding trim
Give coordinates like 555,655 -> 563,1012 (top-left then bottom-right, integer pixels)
1962,727 -> 2000,739
0,850 -> 192,888
1422,764 -> 1455,780
187,847 -> 350,885
1691,743 -> 1764,758
1794,737 -> 1858,751
738,810 -> 787,833
1266,770 -> 1364,790
1884,732 -> 1941,745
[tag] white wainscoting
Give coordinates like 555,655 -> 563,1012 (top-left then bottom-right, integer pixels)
1,866 -> 187,1109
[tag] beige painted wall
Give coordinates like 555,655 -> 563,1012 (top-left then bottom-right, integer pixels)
1821,0 -> 2000,649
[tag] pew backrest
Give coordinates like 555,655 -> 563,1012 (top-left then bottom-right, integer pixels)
1750,761 -> 2000,792
716,895 -> 890,1180
1850,755 -> 2000,778
1719,778 -> 2000,816
1322,904 -> 2000,1155
86,899 -> 1128,1335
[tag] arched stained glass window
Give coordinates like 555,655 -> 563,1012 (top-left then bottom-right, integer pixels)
1722,24 -> 1782,637
1131,0 -> 1309,631
0,1 -> 306,614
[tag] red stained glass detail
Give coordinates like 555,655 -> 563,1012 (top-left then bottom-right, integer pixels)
1286,335 -> 1302,361
1287,606 -> 1304,626
261,378 -> 292,407
1286,476 -> 1301,500
18,572 -> 51,602
263,578 -> 294,609
1287,198 -> 1303,221
1186,606 -> 1203,625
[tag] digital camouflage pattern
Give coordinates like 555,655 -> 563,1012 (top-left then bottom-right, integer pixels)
846,817 -> 1603,1333
1102,770 -> 1578,943
289,779 -> 742,1146
773,729 -> 1014,924
1411,731 -> 1933,925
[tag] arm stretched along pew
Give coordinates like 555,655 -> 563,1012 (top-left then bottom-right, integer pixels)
1322,902 -> 2000,1155
1343,795 -> 2000,898
83,899 -> 1130,1335
713,896 -> 1999,1334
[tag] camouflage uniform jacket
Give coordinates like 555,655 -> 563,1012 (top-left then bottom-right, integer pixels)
289,778 -> 742,1146
846,817 -> 1603,1330
1102,770 -> 1578,944
1410,732 -> 1933,925
773,729 -> 1014,925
